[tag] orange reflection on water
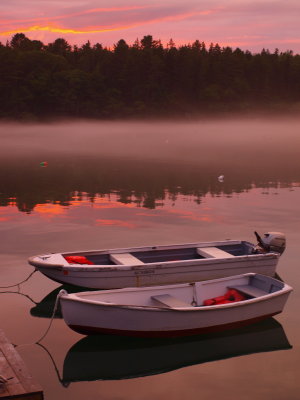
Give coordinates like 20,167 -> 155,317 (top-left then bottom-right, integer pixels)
28,193 -> 226,226
95,219 -> 137,228
70,196 -> 137,210
33,203 -> 68,218
0,206 -> 19,222
167,207 -> 225,224
92,201 -> 137,210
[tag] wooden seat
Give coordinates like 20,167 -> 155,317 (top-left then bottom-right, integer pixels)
151,294 -> 191,308
228,285 -> 267,298
110,253 -> 144,265
197,247 -> 234,259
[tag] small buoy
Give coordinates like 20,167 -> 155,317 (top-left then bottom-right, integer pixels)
40,161 -> 48,167
218,175 -> 224,182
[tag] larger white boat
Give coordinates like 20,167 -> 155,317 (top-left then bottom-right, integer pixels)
28,232 -> 286,289
59,273 -> 292,337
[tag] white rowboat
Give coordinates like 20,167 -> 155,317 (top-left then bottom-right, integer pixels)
59,273 -> 292,337
29,232 -> 286,289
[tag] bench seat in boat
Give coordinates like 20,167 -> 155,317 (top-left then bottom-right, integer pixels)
197,247 -> 235,259
110,253 -> 144,266
151,294 -> 191,308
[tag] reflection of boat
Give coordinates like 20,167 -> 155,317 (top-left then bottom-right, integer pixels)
30,285 -> 88,319
28,232 -> 285,289
59,273 -> 292,337
61,318 -> 292,383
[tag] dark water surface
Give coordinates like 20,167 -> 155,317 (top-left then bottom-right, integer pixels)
0,119 -> 299,400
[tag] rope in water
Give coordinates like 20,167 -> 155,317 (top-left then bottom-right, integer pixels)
35,291 -> 63,344
5,287 -> 66,385
11,294 -> 66,386
0,290 -> 37,304
36,342 -> 67,386
0,269 -> 37,289
14,290 -> 64,348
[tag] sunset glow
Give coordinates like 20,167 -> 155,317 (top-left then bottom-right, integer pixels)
1,0 -> 299,52
0,8 -> 218,37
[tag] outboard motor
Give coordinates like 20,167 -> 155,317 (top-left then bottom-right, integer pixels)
254,231 -> 286,255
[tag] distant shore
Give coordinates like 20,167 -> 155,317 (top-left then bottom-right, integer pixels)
1,33 -> 300,121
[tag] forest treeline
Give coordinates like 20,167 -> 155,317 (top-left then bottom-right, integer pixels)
1,33 -> 300,120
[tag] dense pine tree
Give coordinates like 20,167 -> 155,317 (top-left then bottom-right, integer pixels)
0,33 -> 300,119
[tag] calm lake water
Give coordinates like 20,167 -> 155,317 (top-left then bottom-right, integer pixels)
0,118 -> 300,400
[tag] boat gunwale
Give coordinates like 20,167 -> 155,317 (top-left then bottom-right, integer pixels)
29,251 -> 280,271
61,239 -> 250,256
28,239 -> 256,265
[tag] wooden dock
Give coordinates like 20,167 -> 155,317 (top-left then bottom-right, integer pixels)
0,330 -> 43,400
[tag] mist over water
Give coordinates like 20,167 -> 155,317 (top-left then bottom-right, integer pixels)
1,117 -> 300,213
1,118 -> 300,163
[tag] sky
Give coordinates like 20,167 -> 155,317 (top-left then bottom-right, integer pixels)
0,0 -> 299,53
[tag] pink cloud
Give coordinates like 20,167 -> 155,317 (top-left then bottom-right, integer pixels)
0,5 -> 220,37
0,1 -> 299,52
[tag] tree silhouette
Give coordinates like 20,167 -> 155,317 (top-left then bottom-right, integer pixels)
1,33 -> 300,119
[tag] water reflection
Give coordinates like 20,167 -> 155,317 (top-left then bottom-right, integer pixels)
0,155 -> 299,213
30,285 -> 94,319
61,319 -> 291,383
1,118 -> 300,213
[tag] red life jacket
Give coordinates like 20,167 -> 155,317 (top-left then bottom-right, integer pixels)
65,255 -> 94,265
203,289 -> 245,306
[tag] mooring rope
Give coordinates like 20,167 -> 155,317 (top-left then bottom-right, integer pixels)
0,290 -> 37,304
0,269 -> 37,289
7,291 -> 68,388
35,291 -> 64,344
36,342 -> 67,386
14,290 -> 65,349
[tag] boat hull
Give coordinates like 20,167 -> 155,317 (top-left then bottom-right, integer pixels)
68,313 -> 279,337
33,253 -> 279,289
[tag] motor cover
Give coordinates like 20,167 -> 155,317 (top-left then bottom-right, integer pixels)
261,232 -> 286,254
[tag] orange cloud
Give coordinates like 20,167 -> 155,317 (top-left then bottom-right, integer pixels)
0,8 -> 219,36
0,24 -> 127,36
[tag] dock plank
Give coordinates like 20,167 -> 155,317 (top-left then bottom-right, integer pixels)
0,330 -> 43,400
